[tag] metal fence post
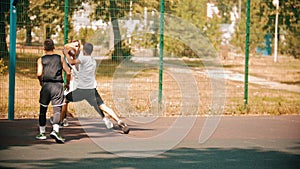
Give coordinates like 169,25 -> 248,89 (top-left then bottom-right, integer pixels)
64,0 -> 69,44
158,0 -> 164,104
63,0 -> 69,84
8,0 -> 17,120
244,0 -> 251,108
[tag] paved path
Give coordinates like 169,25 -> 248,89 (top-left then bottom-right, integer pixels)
199,69 -> 300,93
0,115 -> 299,169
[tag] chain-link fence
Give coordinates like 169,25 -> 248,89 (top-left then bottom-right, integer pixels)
0,0 -> 299,119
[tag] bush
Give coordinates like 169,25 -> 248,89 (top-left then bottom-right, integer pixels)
0,58 -> 8,74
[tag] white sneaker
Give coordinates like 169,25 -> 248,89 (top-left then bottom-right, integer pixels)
62,118 -> 69,127
103,117 -> 113,129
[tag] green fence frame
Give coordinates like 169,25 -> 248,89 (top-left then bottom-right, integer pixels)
6,0 -> 262,119
8,0 -> 17,120
158,0 -> 164,104
244,0 -> 250,108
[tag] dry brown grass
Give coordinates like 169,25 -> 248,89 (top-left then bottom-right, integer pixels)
0,54 -> 299,119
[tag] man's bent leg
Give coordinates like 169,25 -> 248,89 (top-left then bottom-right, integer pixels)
99,104 -> 120,122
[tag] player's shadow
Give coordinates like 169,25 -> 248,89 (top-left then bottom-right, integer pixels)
113,125 -> 154,132
0,118 -> 155,148
0,118 -> 90,147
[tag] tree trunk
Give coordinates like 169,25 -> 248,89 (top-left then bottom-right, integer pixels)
0,1 -> 9,59
110,0 -> 124,61
25,25 -> 32,45
24,0 -> 32,45
45,25 -> 51,39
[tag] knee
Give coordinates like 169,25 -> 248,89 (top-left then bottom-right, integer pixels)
52,111 -> 61,124
53,106 -> 62,113
52,106 -> 62,124
99,104 -> 108,111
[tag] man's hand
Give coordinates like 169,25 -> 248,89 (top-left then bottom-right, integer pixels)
37,76 -> 43,86
62,48 -> 69,56
64,83 -> 70,91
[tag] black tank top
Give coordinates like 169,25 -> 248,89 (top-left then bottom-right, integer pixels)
41,54 -> 63,83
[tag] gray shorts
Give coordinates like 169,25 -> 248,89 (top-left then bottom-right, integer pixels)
39,82 -> 64,107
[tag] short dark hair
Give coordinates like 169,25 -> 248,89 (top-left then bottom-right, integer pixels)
83,43 -> 93,55
44,39 -> 55,51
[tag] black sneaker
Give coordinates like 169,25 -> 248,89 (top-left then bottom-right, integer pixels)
121,126 -> 130,134
118,121 -> 130,134
50,131 -> 65,143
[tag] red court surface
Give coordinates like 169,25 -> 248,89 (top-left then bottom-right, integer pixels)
0,115 -> 299,169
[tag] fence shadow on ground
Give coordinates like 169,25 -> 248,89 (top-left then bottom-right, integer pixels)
0,146 -> 299,169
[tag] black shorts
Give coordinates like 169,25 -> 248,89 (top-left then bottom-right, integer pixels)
65,88 -> 104,106
39,82 -> 64,107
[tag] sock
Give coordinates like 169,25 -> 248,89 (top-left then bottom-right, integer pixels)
53,124 -> 59,133
103,117 -> 108,122
117,120 -> 123,125
40,126 -> 46,134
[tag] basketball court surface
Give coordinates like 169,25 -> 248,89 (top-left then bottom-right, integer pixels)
0,115 -> 299,169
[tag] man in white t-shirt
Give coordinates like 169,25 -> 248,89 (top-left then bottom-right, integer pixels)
62,43 -> 129,134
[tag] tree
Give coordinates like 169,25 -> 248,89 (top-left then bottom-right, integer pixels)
14,0 -> 32,44
29,0 -> 66,40
77,27 -> 95,45
0,0 -> 10,59
1,0 -> 86,57
231,0 -> 268,54
21,0 -> 85,44
90,0 -> 180,60
91,0 -> 131,61
276,0 -> 300,58
216,0 -> 236,24
164,0 -> 223,57
231,0 -> 300,57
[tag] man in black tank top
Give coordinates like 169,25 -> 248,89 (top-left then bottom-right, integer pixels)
36,39 -> 71,143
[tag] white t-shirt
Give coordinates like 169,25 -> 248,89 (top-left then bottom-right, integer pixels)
77,55 -> 97,89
